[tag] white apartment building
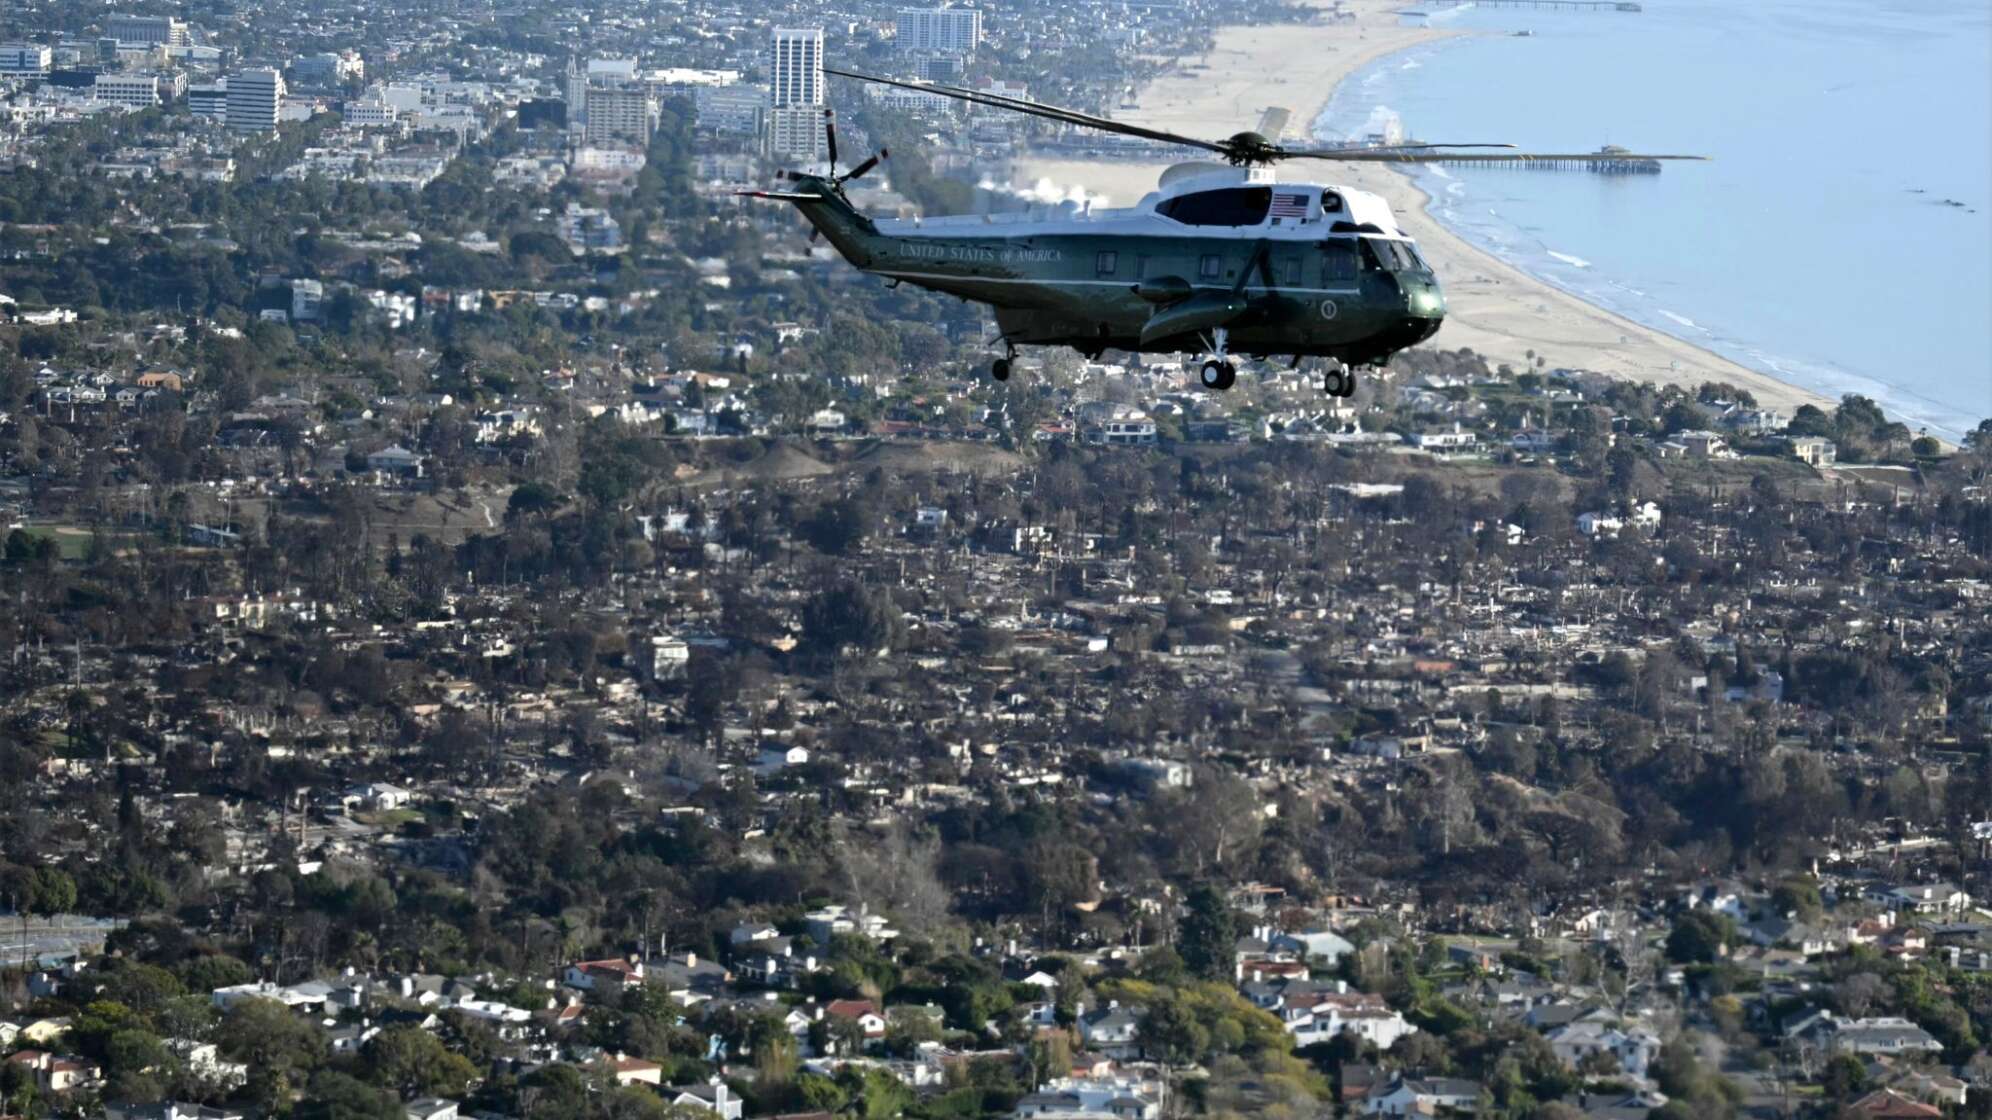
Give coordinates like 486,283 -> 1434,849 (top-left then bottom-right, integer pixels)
694,83 -> 764,135
92,71 -> 171,108
583,84 -> 653,145
896,7 -> 983,53
225,67 -> 283,133
186,81 -> 226,120
768,28 -> 822,108
0,44 -> 52,76
107,14 -> 190,47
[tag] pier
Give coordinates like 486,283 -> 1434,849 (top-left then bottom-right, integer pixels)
1431,146 -> 1663,174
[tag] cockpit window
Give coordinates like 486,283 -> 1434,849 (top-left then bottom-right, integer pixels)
1364,237 -> 1427,273
1157,187 -> 1273,227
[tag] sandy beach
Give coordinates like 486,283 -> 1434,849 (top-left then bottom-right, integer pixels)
1011,1 -> 1837,417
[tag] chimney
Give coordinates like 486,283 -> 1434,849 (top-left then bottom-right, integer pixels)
1336,980 -> 1348,994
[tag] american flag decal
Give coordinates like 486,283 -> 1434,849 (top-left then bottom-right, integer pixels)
1269,192 -> 1310,218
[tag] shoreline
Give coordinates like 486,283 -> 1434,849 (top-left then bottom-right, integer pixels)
1010,0 -> 1843,421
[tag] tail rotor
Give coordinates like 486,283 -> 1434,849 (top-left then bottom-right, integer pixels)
739,109 -> 887,247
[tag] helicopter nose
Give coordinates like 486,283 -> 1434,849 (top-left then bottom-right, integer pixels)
1406,278 -> 1446,320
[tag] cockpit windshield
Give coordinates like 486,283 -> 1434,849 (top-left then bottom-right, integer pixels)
1364,237 -> 1428,274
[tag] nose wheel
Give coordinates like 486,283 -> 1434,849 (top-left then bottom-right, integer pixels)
990,342 -> 1017,382
1197,327 -> 1238,391
1322,363 -> 1360,398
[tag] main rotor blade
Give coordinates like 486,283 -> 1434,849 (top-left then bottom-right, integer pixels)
736,190 -> 830,201
1283,148 -> 1707,163
824,109 -> 840,170
825,68 -> 1228,156
843,152 -> 884,181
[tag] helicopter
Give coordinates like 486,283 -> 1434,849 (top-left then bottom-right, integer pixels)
742,70 -> 1702,395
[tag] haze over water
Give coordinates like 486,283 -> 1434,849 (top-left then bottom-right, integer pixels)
1316,0 -> 1992,439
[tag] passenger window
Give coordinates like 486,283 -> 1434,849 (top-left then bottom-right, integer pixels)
1135,255 -> 1149,279
1360,239 -> 1390,273
1159,187 -> 1273,226
1321,240 -> 1357,283
1199,254 -> 1222,280
1283,258 -> 1302,286
1095,250 -> 1118,276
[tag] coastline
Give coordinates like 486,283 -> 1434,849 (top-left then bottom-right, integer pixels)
1010,0 -> 1840,419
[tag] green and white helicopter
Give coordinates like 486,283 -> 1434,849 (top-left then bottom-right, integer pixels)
744,70 -> 1700,395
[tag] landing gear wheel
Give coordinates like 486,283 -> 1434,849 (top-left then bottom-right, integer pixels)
991,358 -> 1011,382
1323,367 -> 1348,397
1200,359 -> 1236,392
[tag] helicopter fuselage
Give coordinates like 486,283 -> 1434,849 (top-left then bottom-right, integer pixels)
781,164 -> 1445,370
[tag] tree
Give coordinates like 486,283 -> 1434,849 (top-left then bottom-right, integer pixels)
1965,418 -> 1992,458
1665,911 -> 1733,964
1177,884 -> 1237,981
1834,972 -> 1887,1018
364,1025 -> 479,1097
1137,993 -> 1210,1065
1822,1054 -> 1868,1101
216,998 -> 328,1107
296,1071 -> 409,1120
27,865 -> 76,915
804,497 -> 872,556
801,583 -> 906,655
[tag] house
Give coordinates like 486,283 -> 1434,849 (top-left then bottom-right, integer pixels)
734,940 -> 819,988
1286,987 -> 1418,1050
755,745 -> 809,774
604,1054 -> 664,1086
405,1100 -> 459,1120
5,1049 -> 100,1092
804,904 -> 897,945
1411,426 -> 1478,453
343,782 -> 412,811
1341,1064 -> 1387,1105
1829,1017 -> 1943,1056
1576,512 -> 1625,538
1079,1004 -> 1143,1058
1846,1091 -> 1943,1120
1677,430 -> 1733,458
1365,1077 -> 1484,1116
824,999 -> 888,1044
210,981 -> 331,1011
365,445 -> 425,478
1078,401 -> 1156,446
1792,436 -> 1837,466
1012,1077 -> 1161,1120
1881,1069 -> 1970,1107
670,1080 -> 743,1120
106,1104 -> 246,1120
729,921 -> 781,946
645,952 -> 732,1004
1880,883 -> 1971,916
167,1038 -> 248,1088
15,1017 -> 69,1045
564,957 -> 643,992
1510,430 -> 1558,455
1544,1021 -> 1661,1077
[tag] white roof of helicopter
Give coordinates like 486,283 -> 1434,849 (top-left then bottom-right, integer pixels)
872,162 -> 1408,241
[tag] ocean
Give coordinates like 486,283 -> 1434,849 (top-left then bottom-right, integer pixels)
1314,0 -> 1992,439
